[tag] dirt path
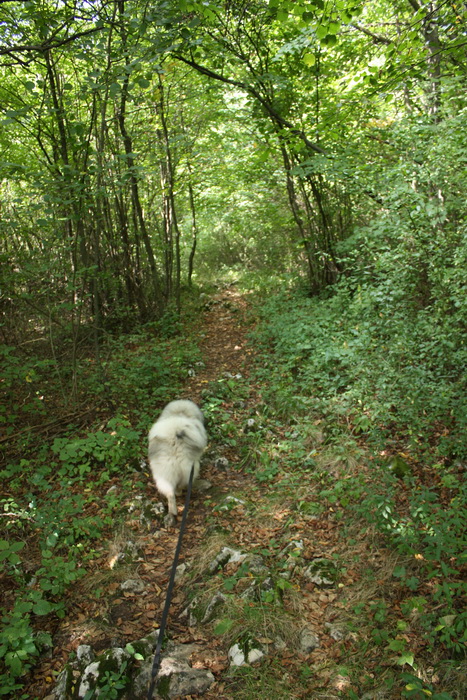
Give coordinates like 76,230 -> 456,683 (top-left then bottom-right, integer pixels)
184,286 -> 252,401
30,286 -> 257,697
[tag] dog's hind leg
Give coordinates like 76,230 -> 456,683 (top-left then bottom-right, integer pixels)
163,490 -> 177,528
155,476 -> 178,520
166,492 -> 177,517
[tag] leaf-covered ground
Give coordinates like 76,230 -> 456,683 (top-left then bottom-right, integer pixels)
17,288 -> 466,699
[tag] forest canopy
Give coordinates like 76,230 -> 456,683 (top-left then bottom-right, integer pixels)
2,0 -> 466,445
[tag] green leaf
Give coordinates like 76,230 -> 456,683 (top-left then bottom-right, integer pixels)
396,652 -> 415,667
136,77 -> 150,88
303,53 -> 316,67
223,576 -> 236,591
46,533 -> 59,548
109,82 -> 120,97
323,33 -> 337,46
32,599 -> 54,616
7,654 -> 23,676
316,24 -> 327,39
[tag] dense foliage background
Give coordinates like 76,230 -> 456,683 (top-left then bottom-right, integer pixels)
1,0 -> 466,696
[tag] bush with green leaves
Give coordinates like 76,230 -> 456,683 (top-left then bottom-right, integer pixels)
83,330 -> 204,424
253,280 -> 467,654
253,109 -> 467,461
51,416 -> 141,478
253,265 -> 466,462
0,539 -> 25,570
250,112 -> 467,657
0,608 -> 52,694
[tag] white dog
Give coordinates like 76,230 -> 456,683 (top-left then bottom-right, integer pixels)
148,400 -> 207,525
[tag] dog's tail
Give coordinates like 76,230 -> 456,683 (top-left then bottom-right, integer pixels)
175,422 -> 207,451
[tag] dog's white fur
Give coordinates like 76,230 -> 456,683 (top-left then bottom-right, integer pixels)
148,400 -> 207,520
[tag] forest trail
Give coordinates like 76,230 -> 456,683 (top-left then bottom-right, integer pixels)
184,286 -> 253,402
28,286 -> 271,698
30,287 -> 397,699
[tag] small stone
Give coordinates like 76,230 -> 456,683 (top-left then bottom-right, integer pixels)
300,626 -> 320,653
140,500 -> 166,529
76,645 -> 94,669
193,478 -> 212,492
285,539 -> 304,551
243,554 -> 268,575
228,643 -> 264,667
160,665 -> 215,697
77,661 -> 100,698
239,583 -> 257,601
120,578 -> 145,593
180,597 -> 201,626
201,592 -> 227,624
77,648 -> 131,698
141,645 -> 216,698
127,495 -> 143,513
124,540 -> 140,558
214,457 -> 230,471
208,547 -> 246,574
175,563 -> 187,581
324,622 -> 345,641
53,666 -> 73,700
225,496 -> 245,505
274,637 -> 287,651
303,558 -> 338,588
243,418 -> 258,433
215,495 -> 245,513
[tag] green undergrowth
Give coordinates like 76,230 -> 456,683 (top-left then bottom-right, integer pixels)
240,282 -> 466,695
190,354 -> 465,696
0,300 -> 204,695
1,295 -> 204,441
252,282 -> 466,461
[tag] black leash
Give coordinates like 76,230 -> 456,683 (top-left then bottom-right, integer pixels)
147,464 -> 195,700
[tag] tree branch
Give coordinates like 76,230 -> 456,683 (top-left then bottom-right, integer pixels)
172,53 -> 326,156
350,23 -> 392,45
0,26 -> 104,58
